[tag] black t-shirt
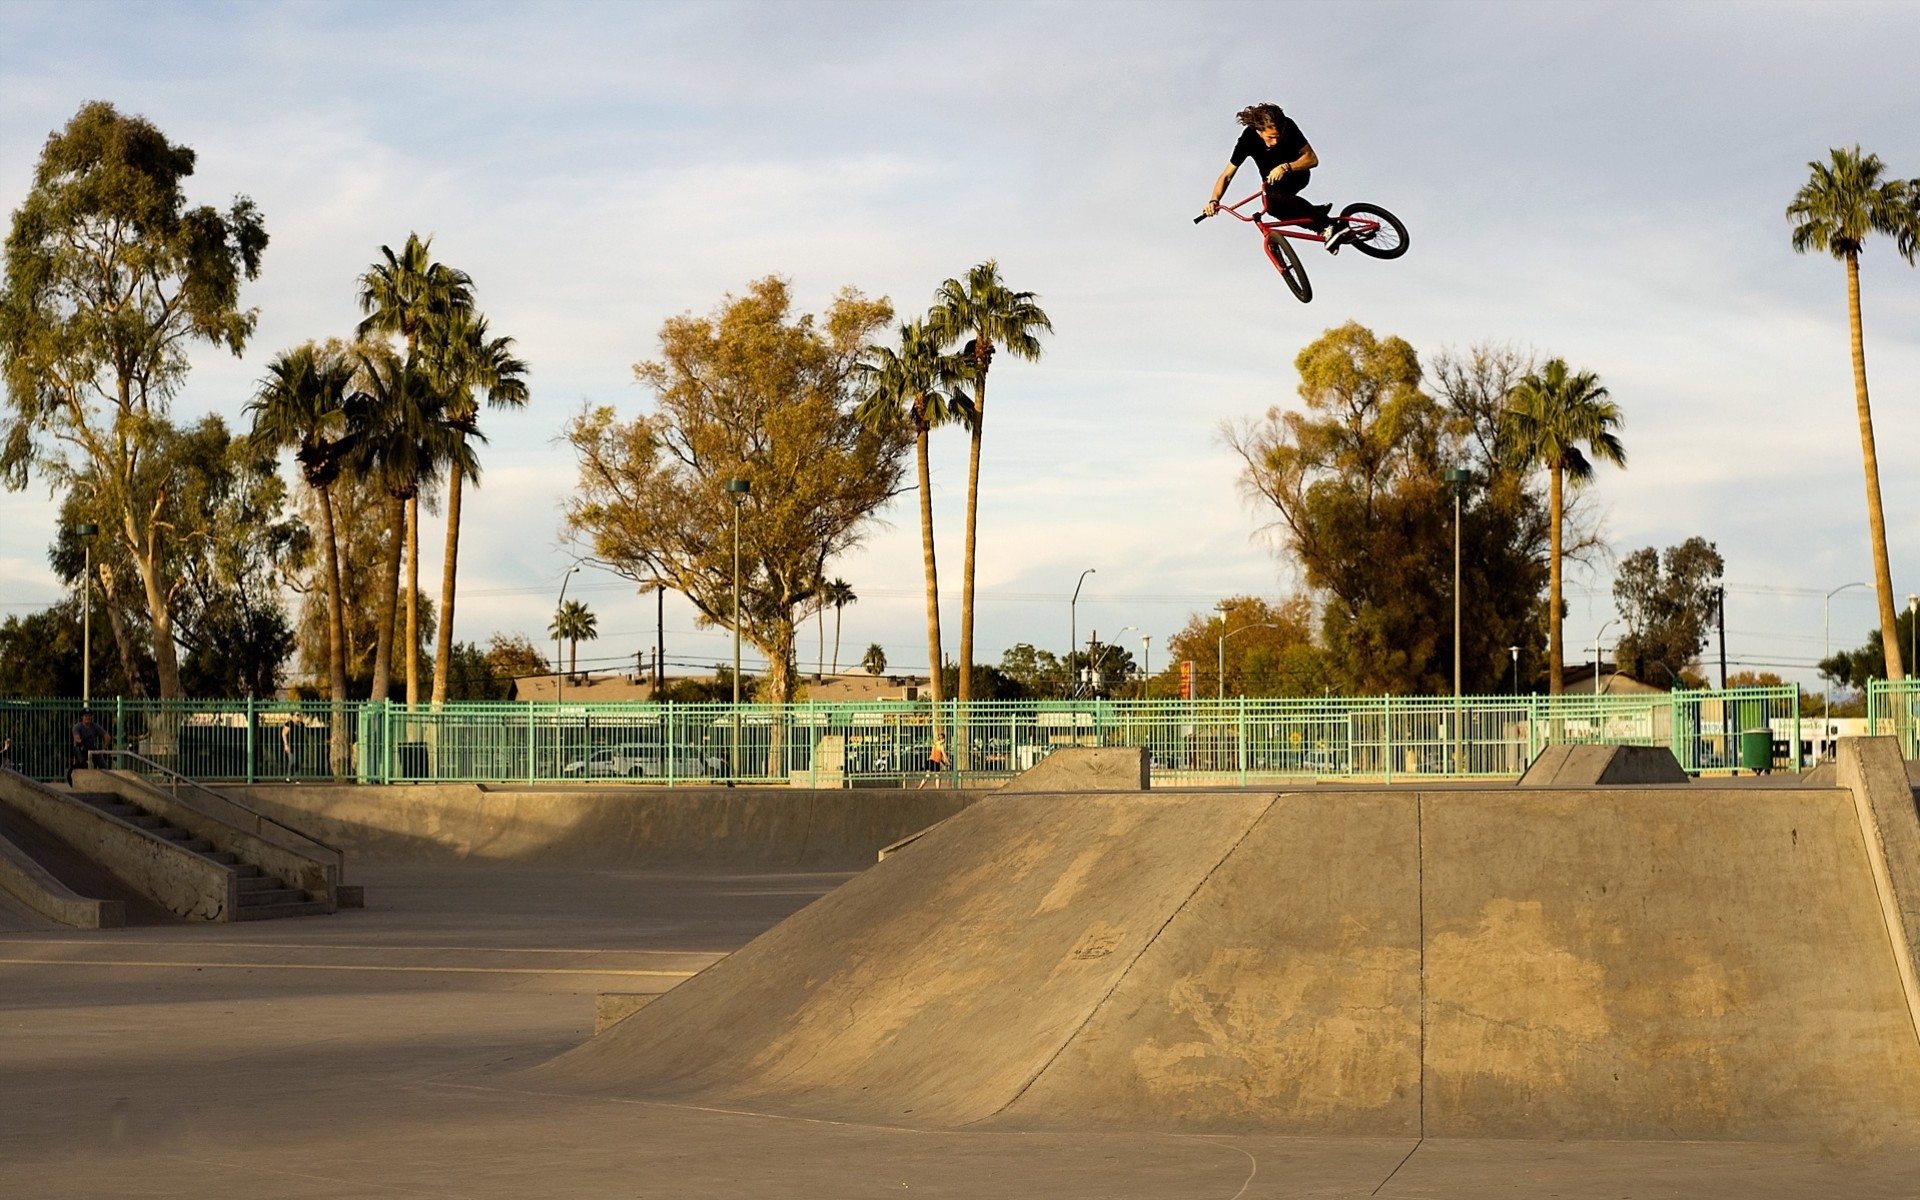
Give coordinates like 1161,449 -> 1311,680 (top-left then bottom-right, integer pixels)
1230,117 -> 1308,179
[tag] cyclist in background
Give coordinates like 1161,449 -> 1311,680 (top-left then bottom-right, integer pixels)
1202,103 -> 1344,251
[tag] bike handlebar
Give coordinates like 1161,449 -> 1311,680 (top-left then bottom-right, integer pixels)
1192,212 -> 1209,224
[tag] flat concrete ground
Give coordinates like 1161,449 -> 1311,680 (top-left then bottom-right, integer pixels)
2,862 -> 1917,1199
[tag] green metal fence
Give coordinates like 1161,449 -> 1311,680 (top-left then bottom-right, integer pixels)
1867,679 -> 1920,757
0,687 -> 1802,786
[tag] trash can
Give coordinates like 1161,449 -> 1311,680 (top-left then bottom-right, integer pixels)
1739,729 -> 1773,775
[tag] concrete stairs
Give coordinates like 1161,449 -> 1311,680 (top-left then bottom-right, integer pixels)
71,792 -> 329,920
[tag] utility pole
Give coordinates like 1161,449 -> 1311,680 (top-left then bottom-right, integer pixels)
1716,586 -> 1727,690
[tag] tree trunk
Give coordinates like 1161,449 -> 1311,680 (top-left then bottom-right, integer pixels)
96,567 -> 147,699
126,523 -> 185,700
917,426 -> 945,706
317,483 -> 351,776
1848,253 -> 1905,682
406,494 -> 421,704
817,601 -> 825,677
1548,464 -> 1564,696
832,608 -> 845,678
370,495 -> 404,702
959,377 -> 987,702
432,447 -> 465,706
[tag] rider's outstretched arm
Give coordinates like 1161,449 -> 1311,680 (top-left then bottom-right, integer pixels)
1203,163 -> 1238,216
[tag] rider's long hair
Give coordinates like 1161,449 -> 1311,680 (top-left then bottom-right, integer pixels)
1236,103 -> 1285,131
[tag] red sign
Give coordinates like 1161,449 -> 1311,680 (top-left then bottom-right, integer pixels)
1179,660 -> 1195,700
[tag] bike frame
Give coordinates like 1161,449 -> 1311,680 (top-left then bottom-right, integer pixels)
1214,189 -> 1382,244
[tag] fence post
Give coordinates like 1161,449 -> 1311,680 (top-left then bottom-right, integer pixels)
245,696 -> 256,785
1383,697 -> 1393,786
1238,695 -> 1249,786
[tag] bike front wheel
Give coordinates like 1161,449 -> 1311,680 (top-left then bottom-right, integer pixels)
1264,230 -> 1312,302
1339,203 -> 1409,260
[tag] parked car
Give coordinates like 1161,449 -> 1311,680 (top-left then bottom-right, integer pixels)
562,743 -> 723,779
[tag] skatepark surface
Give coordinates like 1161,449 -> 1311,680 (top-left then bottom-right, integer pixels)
6,769 -> 1920,1197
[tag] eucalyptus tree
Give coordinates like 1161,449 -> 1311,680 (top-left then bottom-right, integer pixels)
1788,146 -> 1920,681
247,343 -> 356,712
548,599 -> 598,676
344,348 -> 475,703
927,261 -> 1051,701
856,320 -> 969,702
355,233 -> 475,702
424,309 -> 529,704
0,101 -> 267,698
1502,359 -> 1626,694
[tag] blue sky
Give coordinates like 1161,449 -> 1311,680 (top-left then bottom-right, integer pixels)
2,1 -> 1918,689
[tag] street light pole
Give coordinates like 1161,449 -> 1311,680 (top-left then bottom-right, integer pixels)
726,479 -> 751,780
1593,619 -> 1617,696
1140,635 -> 1152,697
74,523 -> 98,705
1509,646 -> 1520,695
1824,581 -> 1867,740
1444,468 -> 1471,698
554,565 -> 580,704
1069,568 -> 1095,698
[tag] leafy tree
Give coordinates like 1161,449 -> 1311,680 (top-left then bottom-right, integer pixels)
1788,147 -> 1920,682
855,320 -> 968,701
1164,596 -> 1324,698
927,261 -> 1052,701
0,599 -> 146,697
1824,609 -> 1920,693
484,632 -> 549,681
999,643 -> 1069,698
1611,538 -> 1723,688
355,233 -> 477,704
548,599 -> 598,676
564,276 -> 907,704
247,341 -> 356,711
343,346 -> 473,703
1502,358 -> 1626,694
424,309 -> 528,705
862,643 -> 888,676
0,101 -> 267,698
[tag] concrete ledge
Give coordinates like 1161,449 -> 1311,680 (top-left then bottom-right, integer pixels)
1837,736 -> 1920,1049
595,992 -> 659,1035
79,771 -> 336,910
0,770 -> 234,921
0,817 -> 124,929
1000,746 -> 1150,793
1519,743 -> 1689,786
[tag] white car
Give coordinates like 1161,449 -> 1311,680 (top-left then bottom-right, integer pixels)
561,744 -> 721,779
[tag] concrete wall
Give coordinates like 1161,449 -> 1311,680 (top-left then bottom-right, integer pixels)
0,770 -> 234,921
223,783 -> 979,869
0,815 -> 123,928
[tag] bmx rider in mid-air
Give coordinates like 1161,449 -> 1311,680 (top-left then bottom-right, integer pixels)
1202,102 -> 1344,252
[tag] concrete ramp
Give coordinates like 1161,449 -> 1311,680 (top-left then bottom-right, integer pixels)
536,782 -> 1920,1141
1519,742 -> 1690,786
1001,746 -> 1150,792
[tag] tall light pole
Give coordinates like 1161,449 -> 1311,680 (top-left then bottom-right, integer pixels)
1592,618 -> 1617,696
554,565 -> 580,704
1140,635 -> 1152,698
1825,581 -> 1867,736
1069,568 -> 1095,697
1444,468 -> 1471,698
1095,625 -> 1137,696
74,523 -> 98,705
1219,623 -> 1281,700
726,479 -> 751,779
1509,646 -> 1520,695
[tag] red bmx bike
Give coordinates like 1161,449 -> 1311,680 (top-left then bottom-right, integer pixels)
1195,191 -> 1409,303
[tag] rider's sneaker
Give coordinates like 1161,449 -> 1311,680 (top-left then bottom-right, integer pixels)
1324,225 -> 1348,255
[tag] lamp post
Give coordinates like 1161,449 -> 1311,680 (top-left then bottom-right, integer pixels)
1824,581 -> 1867,736
1509,646 -> 1520,695
73,523 -> 98,705
1094,625 -> 1137,697
1140,635 -> 1152,698
554,565 -> 580,704
725,479 -> 751,779
1069,568 -> 1095,698
1444,468 -> 1471,698
1592,619 -> 1617,696
1218,623 -> 1281,700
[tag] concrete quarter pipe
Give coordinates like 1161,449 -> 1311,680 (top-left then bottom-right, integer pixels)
534,784 -> 1920,1142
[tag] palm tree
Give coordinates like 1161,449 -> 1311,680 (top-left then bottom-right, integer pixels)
856,321 -> 969,703
1788,147 -> 1920,682
344,348 -> 475,704
245,343 -> 354,771
356,233 -> 476,703
822,578 -> 857,676
549,599 -> 598,676
425,309 -> 530,705
862,643 -> 887,677
1503,359 -> 1626,694
928,261 -> 1051,701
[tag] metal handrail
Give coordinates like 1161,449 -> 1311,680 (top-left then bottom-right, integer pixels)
86,748 -> 344,871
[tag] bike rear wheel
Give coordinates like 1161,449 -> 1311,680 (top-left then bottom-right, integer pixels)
1339,203 -> 1408,260
1264,229 -> 1312,302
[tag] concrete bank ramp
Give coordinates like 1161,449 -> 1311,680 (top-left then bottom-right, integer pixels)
1519,742 -> 1690,786
535,784 -> 1920,1141
226,783 -> 975,869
